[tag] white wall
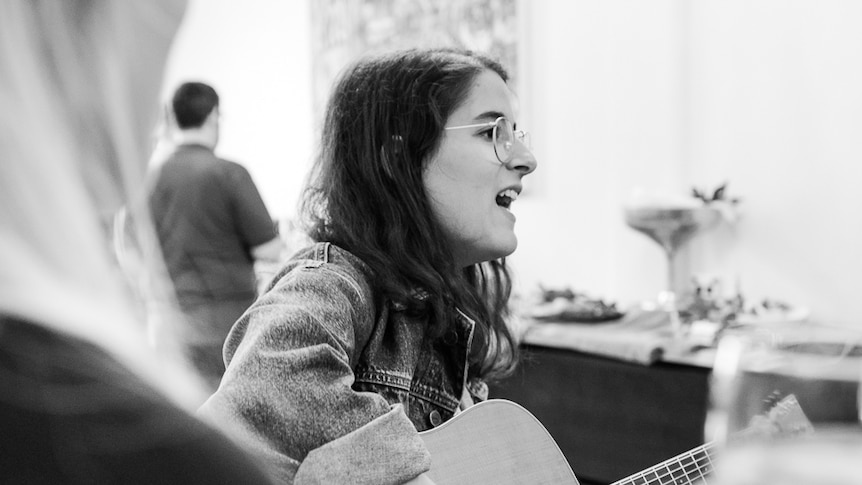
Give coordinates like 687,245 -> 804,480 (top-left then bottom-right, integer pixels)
163,0 -> 862,327
515,0 -> 862,327
162,0 -> 314,220
511,0 -> 690,303
687,0 -> 862,326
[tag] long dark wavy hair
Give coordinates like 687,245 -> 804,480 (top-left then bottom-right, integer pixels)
301,47 -> 519,381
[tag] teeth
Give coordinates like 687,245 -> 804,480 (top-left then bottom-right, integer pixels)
496,188 -> 519,210
498,189 -> 519,201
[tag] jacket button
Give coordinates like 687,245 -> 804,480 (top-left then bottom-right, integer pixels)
429,409 -> 443,427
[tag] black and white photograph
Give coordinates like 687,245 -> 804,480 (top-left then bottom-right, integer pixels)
2,1 -> 861,484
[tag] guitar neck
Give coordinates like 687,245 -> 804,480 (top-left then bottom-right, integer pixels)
611,441 -> 715,485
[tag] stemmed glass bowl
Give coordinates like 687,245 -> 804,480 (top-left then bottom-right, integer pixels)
624,205 -> 722,337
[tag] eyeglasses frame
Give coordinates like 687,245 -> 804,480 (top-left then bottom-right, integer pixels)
444,116 -> 529,164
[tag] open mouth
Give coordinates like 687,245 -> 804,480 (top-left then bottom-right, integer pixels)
495,188 -> 519,210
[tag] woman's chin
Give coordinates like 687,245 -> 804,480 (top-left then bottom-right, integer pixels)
485,238 -> 519,262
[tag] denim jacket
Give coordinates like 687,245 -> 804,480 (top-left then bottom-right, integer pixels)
199,242 -> 485,484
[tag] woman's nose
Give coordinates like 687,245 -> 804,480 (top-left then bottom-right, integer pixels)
507,141 -> 537,175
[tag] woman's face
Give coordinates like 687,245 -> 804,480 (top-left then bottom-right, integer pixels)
423,69 -> 538,268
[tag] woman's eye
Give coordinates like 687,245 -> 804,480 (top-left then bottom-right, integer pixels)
479,129 -> 494,141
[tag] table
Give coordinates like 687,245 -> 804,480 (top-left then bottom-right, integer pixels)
489,343 -> 713,485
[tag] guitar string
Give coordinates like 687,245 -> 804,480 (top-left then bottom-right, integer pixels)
620,455 -> 712,485
612,396 -> 804,485
614,451 -> 714,485
639,452 -> 713,485
612,442 -> 716,485
661,451 -> 710,485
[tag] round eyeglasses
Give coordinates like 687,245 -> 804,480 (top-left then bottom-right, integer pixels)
444,116 -> 531,164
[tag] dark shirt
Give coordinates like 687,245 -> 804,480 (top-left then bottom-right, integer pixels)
148,144 -> 277,306
0,315 -> 275,484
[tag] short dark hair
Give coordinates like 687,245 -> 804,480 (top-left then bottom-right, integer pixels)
172,82 -> 219,129
301,48 -> 518,381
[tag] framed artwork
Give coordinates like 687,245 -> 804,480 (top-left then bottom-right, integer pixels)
310,0 -> 520,121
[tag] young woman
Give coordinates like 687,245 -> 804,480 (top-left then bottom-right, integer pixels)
200,47 -> 538,484
0,2 -> 274,483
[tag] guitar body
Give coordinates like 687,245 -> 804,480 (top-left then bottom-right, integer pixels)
419,395 -> 808,485
419,399 -> 579,484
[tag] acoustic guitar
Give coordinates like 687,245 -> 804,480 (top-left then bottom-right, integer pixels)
420,395 -> 811,484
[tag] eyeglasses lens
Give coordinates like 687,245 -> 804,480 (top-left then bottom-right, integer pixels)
493,117 -> 514,163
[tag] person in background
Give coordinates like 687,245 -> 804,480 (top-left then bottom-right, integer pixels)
0,1 -> 275,483
148,81 -> 285,391
200,47 -> 538,484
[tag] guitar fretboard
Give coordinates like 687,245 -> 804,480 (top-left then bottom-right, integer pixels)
611,442 -> 715,485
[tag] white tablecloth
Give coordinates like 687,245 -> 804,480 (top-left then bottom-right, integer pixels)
521,309 -> 676,365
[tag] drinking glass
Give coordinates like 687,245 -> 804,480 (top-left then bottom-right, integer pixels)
706,324 -> 862,485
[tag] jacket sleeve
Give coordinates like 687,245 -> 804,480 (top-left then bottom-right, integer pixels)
198,261 -> 431,484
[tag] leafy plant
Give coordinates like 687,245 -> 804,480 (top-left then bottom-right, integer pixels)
692,181 -> 741,205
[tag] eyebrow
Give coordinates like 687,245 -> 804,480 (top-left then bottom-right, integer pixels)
471,110 -> 519,130
473,110 -> 506,122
